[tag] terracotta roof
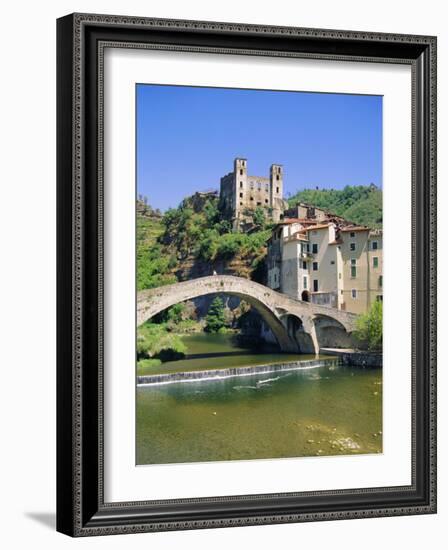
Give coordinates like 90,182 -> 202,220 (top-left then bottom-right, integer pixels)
339,226 -> 369,232
276,218 -> 306,225
306,223 -> 331,231
292,202 -> 345,220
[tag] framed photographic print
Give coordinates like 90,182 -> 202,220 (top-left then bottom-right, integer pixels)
57,13 -> 437,536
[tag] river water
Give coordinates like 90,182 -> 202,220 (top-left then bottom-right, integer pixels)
136,333 -> 382,465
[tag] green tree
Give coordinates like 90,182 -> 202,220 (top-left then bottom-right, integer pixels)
197,228 -> 220,261
353,300 -> 383,351
253,206 -> 266,229
137,242 -> 177,290
288,185 -> 383,228
153,303 -> 186,324
216,233 -> 245,259
215,218 -> 232,235
204,199 -> 220,226
205,296 -> 226,333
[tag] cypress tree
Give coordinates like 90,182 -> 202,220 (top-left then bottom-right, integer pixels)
205,296 -> 226,333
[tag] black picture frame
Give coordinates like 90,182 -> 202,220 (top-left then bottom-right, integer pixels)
57,13 -> 437,536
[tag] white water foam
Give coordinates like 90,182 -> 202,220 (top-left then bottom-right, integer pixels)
137,362 -> 330,387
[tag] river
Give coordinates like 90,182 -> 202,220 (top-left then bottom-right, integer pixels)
136,333 -> 382,465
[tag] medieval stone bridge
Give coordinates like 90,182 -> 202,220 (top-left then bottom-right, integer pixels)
137,275 -> 358,354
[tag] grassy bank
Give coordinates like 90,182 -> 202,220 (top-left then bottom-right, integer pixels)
137,322 -> 187,361
137,319 -> 206,375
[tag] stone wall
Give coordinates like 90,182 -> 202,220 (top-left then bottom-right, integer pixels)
320,348 -> 382,367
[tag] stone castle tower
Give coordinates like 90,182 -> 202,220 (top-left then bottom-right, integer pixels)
219,158 -> 286,230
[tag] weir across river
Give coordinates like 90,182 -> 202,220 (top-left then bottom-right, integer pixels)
137,356 -> 339,385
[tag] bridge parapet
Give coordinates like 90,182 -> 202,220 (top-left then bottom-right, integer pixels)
137,275 -> 357,333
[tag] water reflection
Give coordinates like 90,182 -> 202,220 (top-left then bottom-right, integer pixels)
137,357 -> 382,465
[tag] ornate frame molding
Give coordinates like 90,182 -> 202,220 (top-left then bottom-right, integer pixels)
57,13 -> 437,536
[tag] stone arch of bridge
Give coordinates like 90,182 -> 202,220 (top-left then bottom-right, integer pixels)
137,276 -> 356,354
138,290 -> 301,353
278,313 -> 315,355
312,313 -> 353,349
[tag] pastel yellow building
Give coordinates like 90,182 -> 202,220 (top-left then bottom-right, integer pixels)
267,216 -> 382,315
339,227 -> 383,314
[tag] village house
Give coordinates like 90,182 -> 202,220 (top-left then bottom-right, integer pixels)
283,202 -> 347,225
266,207 -> 383,315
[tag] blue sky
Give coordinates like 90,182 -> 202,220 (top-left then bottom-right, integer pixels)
136,84 -> 382,212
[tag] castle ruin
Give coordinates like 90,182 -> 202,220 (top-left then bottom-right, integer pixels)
219,158 -> 287,230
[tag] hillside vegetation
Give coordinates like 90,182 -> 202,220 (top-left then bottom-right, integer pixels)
137,194 -> 271,291
136,208 -> 177,290
288,185 -> 382,228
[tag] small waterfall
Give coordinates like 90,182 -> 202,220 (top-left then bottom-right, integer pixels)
137,357 -> 339,386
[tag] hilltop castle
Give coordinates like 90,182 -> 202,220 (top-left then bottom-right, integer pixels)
219,158 -> 288,230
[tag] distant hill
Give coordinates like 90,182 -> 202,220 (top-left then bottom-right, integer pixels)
287,185 -> 382,229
